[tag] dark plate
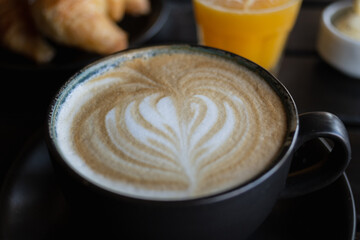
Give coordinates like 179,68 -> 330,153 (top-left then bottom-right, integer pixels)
0,0 -> 168,71
0,130 -> 356,240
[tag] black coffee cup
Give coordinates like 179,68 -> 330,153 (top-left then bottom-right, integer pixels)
45,45 -> 351,240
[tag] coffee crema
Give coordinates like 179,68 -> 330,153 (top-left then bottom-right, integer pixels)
55,47 -> 287,200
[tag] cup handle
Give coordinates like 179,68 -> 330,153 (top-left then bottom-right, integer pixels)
281,112 -> 351,198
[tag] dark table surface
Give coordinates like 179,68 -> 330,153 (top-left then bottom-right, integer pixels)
0,0 -> 359,238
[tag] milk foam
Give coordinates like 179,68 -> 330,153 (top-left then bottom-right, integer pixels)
55,48 -> 287,200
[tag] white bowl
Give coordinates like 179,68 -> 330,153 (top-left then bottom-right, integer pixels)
317,1 -> 360,79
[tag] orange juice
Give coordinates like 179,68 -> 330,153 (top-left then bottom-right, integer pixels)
193,0 -> 302,72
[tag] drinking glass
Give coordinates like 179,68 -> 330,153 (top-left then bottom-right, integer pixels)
192,0 -> 302,74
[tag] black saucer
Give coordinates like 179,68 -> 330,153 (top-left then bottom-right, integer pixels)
0,131 -> 356,240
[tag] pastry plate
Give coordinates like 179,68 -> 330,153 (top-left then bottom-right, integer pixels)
0,0 -> 168,71
0,130 -> 356,240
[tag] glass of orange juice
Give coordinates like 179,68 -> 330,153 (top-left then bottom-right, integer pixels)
192,0 -> 302,74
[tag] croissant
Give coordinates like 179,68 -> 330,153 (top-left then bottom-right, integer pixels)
0,0 -> 55,63
107,0 -> 127,21
29,0 -> 129,55
126,0 -> 151,15
0,0 -> 151,62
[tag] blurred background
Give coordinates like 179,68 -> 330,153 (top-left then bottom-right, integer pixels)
0,0 -> 359,239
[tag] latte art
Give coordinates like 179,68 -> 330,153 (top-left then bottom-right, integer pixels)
55,48 -> 287,200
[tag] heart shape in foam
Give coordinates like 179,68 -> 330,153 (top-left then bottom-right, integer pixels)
105,90 -> 248,195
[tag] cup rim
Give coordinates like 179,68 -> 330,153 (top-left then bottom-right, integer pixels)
194,0 -> 301,14
46,44 -> 299,205
322,1 -> 360,46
